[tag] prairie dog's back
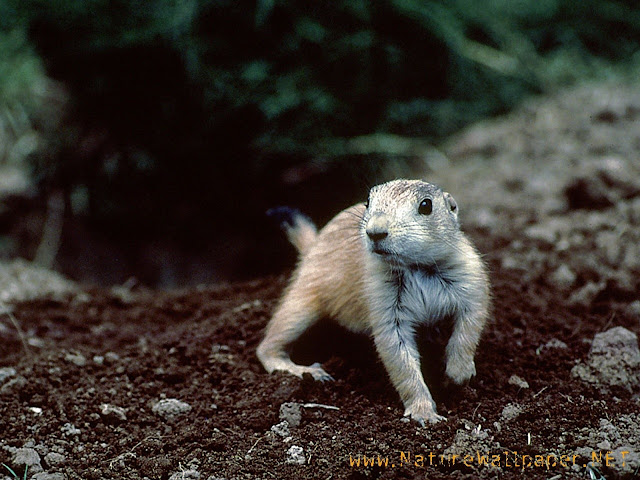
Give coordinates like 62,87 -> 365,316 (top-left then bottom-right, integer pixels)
287,204 -> 371,333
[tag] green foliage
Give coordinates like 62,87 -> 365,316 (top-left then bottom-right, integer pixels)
2,463 -> 28,480
191,0 -> 640,149
0,28 -> 46,137
4,0 -> 640,150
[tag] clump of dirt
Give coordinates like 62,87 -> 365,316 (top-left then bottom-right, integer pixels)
572,327 -> 640,391
1,82 -> 640,479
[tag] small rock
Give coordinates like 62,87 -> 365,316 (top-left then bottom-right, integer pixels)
285,445 -> 306,465
169,470 -> 200,480
104,352 -> 120,364
61,423 -> 81,437
524,224 -> 557,244
536,338 -> 568,355
31,474 -> 66,480
596,231 -> 623,264
568,281 -> 606,307
572,326 -> 640,390
626,300 -> 640,319
232,299 -> 262,313
545,338 -> 568,349
501,403 -> 523,422
597,157 -> 640,198
152,398 -> 192,419
0,375 -> 26,395
0,367 -> 16,384
12,447 -> 43,473
279,402 -> 302,428
550,265 -> 576,289
210,344 -> 230,354
100,403 -> 127,421
508,375 -> 529,389
473,208 -> 497,229
64,352 -> 86,367
93,355 -> 104,365
500,255 -> 519,270
443,421 -> 501,469
44,452 -> 65,467
271,421 -> 291,438
27,337 -> 45,348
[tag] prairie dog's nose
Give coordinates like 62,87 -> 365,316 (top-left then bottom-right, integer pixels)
367,229 -> 388,242
366,215 -> 389,242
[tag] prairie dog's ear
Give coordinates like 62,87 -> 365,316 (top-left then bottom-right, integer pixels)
444,192 -> 458,216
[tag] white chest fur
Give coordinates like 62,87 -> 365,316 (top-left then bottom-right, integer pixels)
396,268 -> 459,325
365,260 -> 465,334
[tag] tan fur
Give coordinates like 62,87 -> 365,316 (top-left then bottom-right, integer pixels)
257,179 -> 490,425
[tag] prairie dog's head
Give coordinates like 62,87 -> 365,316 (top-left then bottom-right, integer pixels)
362,179 -> 461,268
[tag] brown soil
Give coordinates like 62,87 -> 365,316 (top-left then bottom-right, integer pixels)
1,82 -> 640,480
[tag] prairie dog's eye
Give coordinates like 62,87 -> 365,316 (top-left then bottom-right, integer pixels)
418,198 -> 432,215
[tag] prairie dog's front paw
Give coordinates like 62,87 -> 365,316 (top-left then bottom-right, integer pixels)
403,401 -> 446,426
445,358 -> 476,385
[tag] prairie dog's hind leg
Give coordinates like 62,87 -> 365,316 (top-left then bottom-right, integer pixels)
256,289 -> 333,382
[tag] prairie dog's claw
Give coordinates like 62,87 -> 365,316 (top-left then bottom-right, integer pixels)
309,362 -> 334,382
404,402 -> 447,426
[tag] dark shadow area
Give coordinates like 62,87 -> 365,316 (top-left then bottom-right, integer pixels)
2,0 -> 640,286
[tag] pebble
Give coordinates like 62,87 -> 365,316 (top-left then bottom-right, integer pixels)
572,326 -> 640,390
536,338 -> 569,355
626,300 -> 640,319
524,224 -> 557,244
169,470 -> 200,480
285,445 -> 306,465
31,474 -> 66,480
568,281 -> 606,307
550,265 -> 576,289
501,403 -> 523,422
44,452 -> 65,467
64,352 -> 87,367
152,398 -> 192,419
100,403 -> 127,421
61,423 -> 81,437
508,375 -> 530,389
12,447 -> 43,473
279,402 -> 302,428
0,367 -> 16,384
0,376 -> 27,395
271,421 -> 291,438
104,352 -> 120,364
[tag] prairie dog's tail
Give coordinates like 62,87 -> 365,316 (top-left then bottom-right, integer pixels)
267,207 -> 318,255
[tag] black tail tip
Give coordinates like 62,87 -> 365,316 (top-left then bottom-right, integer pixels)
266,206 -> 301,228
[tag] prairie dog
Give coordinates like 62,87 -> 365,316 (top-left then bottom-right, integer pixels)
257,179 -> 490,425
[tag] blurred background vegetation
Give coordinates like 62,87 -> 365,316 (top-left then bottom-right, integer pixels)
0,0 -> 639,285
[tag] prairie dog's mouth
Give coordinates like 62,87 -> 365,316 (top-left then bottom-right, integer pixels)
371,247 -> 403,265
